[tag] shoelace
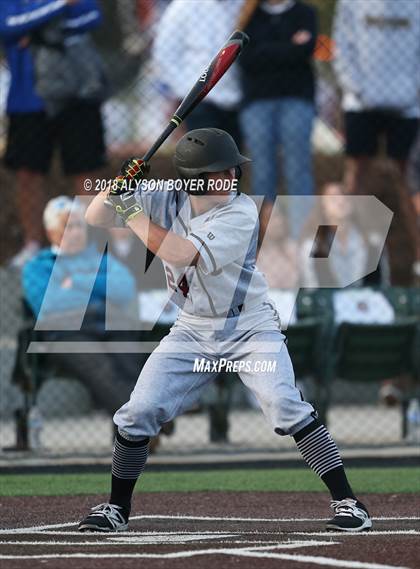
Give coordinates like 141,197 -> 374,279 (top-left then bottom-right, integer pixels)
90,503 -> 125,526
331,498 -> 358,516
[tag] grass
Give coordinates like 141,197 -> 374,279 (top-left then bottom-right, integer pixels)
0,467 -> 418,497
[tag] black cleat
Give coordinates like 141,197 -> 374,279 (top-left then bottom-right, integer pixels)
326,498 -> 372,532
78,503 -> 129,532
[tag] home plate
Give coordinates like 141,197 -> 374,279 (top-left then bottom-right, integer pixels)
108,533 -> 237,544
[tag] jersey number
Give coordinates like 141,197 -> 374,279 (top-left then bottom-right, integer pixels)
165,267 -> 190,298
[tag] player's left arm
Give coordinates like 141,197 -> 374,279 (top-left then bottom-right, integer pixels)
127,213 -> 200,268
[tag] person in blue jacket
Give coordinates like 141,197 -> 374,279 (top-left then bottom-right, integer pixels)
22,196 -> 140,415
23,196 -> 136,320
0,0 -> 106,268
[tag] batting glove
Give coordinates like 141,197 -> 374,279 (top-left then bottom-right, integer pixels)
108,189 -> 143,223
107,158 -> 150,223
119,157 -> 150,189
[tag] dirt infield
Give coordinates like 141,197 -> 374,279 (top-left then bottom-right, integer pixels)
1,492 -> 419,569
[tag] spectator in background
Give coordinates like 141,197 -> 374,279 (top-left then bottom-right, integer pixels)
0,0 -> 106,268
407,132 -> 420,281
22,196 -> 139,416
256,204 -> 299,289
152,0 -> 244,145
333,0 -> 420,279
237,0 -> 318,241
115,0 -> 153,57
408,133 -> 420,215
298,182 -> 390,289
362,161 -> 417,287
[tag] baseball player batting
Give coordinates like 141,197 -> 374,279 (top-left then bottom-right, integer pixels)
78,129 -> 371,533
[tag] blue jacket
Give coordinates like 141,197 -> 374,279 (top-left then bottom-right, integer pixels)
0,0 -> 101,114
22,243 -> 136,319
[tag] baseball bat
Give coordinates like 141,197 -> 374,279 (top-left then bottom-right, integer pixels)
142,30 -> 249,162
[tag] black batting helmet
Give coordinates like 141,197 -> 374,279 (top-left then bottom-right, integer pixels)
173,128 -> 251,180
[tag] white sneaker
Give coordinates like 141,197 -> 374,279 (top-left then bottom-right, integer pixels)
326,498 -> 372,532
9,241 -> 40,269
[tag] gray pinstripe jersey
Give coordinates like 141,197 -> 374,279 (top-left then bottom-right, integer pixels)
135,183 -> 269,317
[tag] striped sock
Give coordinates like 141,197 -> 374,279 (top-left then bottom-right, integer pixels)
294,420 -> 355,500
110,432 -> 150,511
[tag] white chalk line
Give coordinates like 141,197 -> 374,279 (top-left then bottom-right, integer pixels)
0,539 -> 333,549
1,514 -> 418,534
0,549 -> 409,569
0,540 -> 283,547
132,514 -> 420,522
0,541 -> 337,559
0,529 -> 417,538
0,521 -> 76,534
229,551 -> 410,569
1,529 -> 418,546
0,534 -> 412,569
0,515 -> 416,567
0,538 -> 239,547
291,530 -> 418,537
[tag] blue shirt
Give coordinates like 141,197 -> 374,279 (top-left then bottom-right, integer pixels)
0,0 -> 101,114
22,243 -> 136,319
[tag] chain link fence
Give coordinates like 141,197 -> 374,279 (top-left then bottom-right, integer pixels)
0,0 -> 419,455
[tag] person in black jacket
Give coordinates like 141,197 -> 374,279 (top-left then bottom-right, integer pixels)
238,0 -> 317,241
